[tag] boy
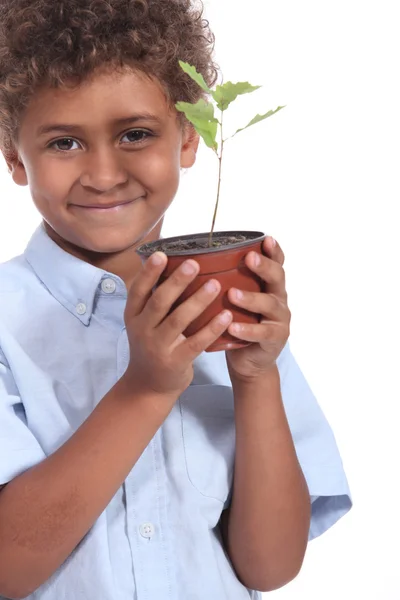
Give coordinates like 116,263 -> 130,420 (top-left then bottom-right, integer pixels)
0,0 -> 351,598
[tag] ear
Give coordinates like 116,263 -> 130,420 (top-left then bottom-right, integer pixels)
180,125 -> 200,169
4,148 -> 29,187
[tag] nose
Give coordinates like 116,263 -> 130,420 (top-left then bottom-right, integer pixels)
79,148 -> 129,192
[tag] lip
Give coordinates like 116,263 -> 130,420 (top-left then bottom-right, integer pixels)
73,199 -> 135,210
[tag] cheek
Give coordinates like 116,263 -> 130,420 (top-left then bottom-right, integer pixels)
27,180 -> 67,224
25,158 -> 73,203
140,147 -> 181,193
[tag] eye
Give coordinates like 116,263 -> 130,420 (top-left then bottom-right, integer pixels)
120,129 -> 151,144
49,138 -> 81,152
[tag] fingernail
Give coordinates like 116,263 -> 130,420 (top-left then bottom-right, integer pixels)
182,260 -> 198,275
151,252 -> 165,266
252,252 -> 261,267
205,280 -> 219,293
233,288 -> 244,300
219,311 -> 232,324
269,236 -> 277,247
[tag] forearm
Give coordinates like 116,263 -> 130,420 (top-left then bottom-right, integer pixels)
0,377 -> 176,599
224,366 -> 311,592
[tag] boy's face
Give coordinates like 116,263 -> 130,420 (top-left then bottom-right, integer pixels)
9,68 -> 198,257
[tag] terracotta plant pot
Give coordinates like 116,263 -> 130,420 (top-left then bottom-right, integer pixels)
136,231 -> 266,353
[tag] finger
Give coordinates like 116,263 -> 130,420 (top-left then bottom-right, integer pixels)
227,320 -> 289,343
245,251 -> 287,300
175,310 -> 233,363
263,236 -> 285,266
140,258 -> 201,328
126,252 -> 168,318
157,278 -> 223,346
228,288 -> 290,322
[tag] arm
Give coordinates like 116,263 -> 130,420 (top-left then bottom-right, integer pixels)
220,366 -> 311,592
0,377 -> 176,599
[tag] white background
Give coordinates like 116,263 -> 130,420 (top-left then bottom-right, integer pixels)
0,1 -> 399,598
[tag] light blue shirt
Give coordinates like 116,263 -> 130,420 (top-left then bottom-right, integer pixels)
0,224 -> 351,600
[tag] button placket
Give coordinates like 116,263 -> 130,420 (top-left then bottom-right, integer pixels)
125,435 -> 175,596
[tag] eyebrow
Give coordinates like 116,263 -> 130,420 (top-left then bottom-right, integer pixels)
36,114 -> 163,136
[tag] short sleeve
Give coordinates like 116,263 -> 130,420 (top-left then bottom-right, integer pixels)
0,353 -> 46,484
277,343 -> 352,540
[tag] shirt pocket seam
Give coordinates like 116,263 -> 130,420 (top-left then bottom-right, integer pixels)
178,389 -> 235,505
179,398 -> 226,505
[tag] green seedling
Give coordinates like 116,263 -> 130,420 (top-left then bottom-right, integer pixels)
176,61 -> 284,247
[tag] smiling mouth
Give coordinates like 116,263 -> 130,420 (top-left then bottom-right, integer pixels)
72,198 -> 139,210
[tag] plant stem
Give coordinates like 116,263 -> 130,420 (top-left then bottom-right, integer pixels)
208,109 -> 224,247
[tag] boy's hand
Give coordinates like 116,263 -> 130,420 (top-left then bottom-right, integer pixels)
225,237 -> 291,383
123,252 -> 233,400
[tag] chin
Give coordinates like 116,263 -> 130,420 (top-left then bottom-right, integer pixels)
79,232 -> 142,255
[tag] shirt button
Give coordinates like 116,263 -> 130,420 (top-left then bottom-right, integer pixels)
139,522 -> 155,539
76,303 -> 87,315
101,278 -> 117,294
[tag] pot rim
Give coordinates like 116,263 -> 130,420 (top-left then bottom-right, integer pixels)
136,230 -> 266,257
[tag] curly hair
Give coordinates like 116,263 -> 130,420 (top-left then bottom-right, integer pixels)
0,0 -> 218,158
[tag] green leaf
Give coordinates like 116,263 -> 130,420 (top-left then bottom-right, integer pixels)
212,81 -> 261,111
175,99 -> 218,150
178,61 -> 212,95
233,106 -> 285,137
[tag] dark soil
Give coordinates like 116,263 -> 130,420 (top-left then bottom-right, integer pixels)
143,234 -> 249,255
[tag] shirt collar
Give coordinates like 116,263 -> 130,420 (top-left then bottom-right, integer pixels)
24,223 -> 115,325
